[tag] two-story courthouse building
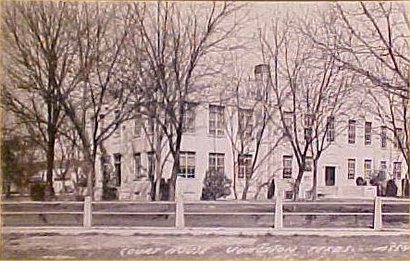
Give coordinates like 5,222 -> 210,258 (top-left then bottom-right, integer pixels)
93,64 -> 407,201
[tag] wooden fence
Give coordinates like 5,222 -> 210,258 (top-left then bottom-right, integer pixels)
1,196 -> 408,230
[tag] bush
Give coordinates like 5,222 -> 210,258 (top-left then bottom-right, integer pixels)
30,183 -> 46,201
201,170 -> 232,200
102,186 -> 118,200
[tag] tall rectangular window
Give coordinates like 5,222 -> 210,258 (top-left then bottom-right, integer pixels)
209,105 -> 224,135
147,152 -> 156,178
146,117 -> 155,135
134,114 -> 142,137
134,153 -> 142,178
327,116 -> 335,142
348,119 -> 356,144
304,127 -> 313,142
304,156 -> 313,172
394,128 -> 404,149
381,126 -> 387,148
183,102 -> 196,133
380,161 -> 387,180
114,110 -> 121,137
178,152 -> 195,178
209,153 -> 224,174
114,153 -> 122,186
364,159 -> 372,179
238,154 -> 253,179
348,159 -> 355,179
283,111 -> 293,132
283,155 -> 293,179
238,108 -> 253,138
364,122 -> 372,145
393,162 -> 402,180
304,114 -> 314,127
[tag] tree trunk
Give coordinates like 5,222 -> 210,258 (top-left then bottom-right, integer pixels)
168,155 -> 180,201
310,160 -> 318,201
241,178 -> 249,200
45,132 -> 56,199
154,150 -> 162,201
293,169 -> 304,200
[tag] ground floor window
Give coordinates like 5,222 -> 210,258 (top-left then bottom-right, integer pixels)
238,154 -> 252,179
325,166 -> 335,186
147,152 -> 156,178
134,153 -> 142,178
209,153 -> 224,174
364,159 -> 372,179
347,159 -> 355,179
393,162 -> 402,180
283,155 -> 292,179
113,153 -> 121,186
178,151 -> 195,178
285,191 -> 293,199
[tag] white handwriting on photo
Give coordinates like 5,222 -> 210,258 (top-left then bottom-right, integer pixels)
119,242 -> 409,257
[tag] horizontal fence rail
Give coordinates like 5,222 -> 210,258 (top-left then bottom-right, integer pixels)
1,197 -> 408,230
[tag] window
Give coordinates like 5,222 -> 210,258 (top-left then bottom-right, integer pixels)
133,153 -> 142,178
114,154 -> 122,186
379,161 -> 387,180
364,159 -> 372,179
147,152 -> 156,178
364,122 -> 372,145
325,166 -> 336,186
394,128 -> 404,149
114,110 -> 121,137
347,159 -> 355,179
209,153 -> 224,174
304,127 -> 312,142
209,105 -> 224,135
348,119 -> 356,144
285,191 -> 293,200
381,126 -> 387,148
238,154 -> 253,179
183,102 -> 196,133
304,156 -> 313,172
304,114 -> 314,127
178,152 -> 195,178
327,116 -> 335,142
283,155 -> 293,179
146,117 -> 155,135
283,111 -> 293,132
393,162 -> 402,180
238,108 -> 253,138
134,114 -> 142,137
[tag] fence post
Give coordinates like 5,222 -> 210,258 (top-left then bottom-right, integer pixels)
175,192 -> 185,229
274,196 -> 283,229
373,196 -> 382,231
83,196 -> 92,228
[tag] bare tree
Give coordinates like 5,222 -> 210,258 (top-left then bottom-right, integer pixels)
126,2 -> 243,200
259,14 -> 353,199
2,2 -> 78,197
58,2 -> 136,199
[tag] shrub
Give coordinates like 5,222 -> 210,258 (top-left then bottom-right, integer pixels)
30,182 -> 46,201
201,169 -> 232,200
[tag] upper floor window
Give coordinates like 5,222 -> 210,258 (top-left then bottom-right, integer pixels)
134,114 -> 142,137
178,151 -> 195,178
238,154 -> 253,179
304,113 -> 314,128
283,155 -> 293,179
380,126 -> 387,148
209,105 -> 224,136
283,111 -> 293,132
238,108 -> 253,138
364,122 -> 372,145
393,162 -> 402,180
114,110 -> 121,137
327,116 -> 335,142
394,128 -> 404,149
348,119 -> 356,144
146,116 -> 155,135
304,127 -> 313,142
348,159 -> 355,179
209,153 -> 225,175
183,102 -> 196,133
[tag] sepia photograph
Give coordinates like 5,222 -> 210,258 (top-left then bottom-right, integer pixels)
0,0 -> 409,260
